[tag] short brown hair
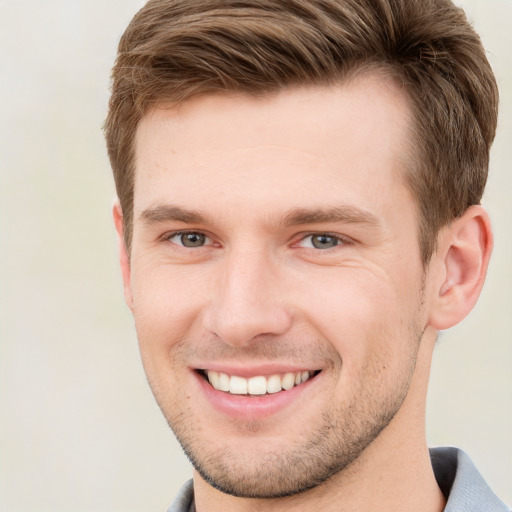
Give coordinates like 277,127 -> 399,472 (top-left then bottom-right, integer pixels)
104,0 -> 498,264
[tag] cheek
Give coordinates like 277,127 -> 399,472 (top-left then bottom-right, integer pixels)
129,265 -> 211,409
294,267 -> 423,372
130,261 -> 210,361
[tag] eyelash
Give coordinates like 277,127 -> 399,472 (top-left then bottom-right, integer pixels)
160,230 -> 351,251
294,232 -> 352,251
161,230 -> 216,248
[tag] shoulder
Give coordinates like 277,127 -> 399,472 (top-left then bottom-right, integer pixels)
167,480 -> 195,512
430,447 -> 510,512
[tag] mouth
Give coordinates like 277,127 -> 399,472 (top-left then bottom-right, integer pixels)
197,369 -> 321,396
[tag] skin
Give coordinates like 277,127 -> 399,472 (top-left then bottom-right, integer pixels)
114,73 -> 492,512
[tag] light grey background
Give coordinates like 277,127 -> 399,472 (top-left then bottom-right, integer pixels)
0,1 -> 510,510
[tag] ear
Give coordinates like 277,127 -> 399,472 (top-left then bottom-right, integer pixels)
428,205 -> 493,330
113,200 -> 134,310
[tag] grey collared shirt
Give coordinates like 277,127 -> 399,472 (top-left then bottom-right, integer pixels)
430,447 -> 509,511
167,447 -> 510,512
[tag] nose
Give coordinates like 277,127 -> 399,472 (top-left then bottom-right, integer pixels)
203,247 -> 292,347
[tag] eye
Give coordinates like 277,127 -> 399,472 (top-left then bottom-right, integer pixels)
168,231 -> 212,248
298,233 -> 344,250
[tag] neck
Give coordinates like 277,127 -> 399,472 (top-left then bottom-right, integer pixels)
194,329 -> 445,512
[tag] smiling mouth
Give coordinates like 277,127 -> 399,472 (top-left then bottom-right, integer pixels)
197,369 -> 321,396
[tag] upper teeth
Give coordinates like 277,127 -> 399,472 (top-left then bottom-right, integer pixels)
206,370 -> 311,395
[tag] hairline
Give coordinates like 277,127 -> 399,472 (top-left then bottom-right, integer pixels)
122,64 -> 434,266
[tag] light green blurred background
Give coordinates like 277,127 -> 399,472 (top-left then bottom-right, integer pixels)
0,1 -> 510,510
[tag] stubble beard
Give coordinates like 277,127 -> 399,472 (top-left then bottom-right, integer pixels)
151,326 -> 423,499
178,395 -> 410,499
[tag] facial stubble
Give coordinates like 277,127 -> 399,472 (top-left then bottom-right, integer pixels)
148,322 -> 424,500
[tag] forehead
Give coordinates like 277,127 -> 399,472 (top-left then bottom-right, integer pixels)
133,73 -> 414,223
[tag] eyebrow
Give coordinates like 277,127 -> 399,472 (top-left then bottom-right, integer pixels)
281,206 -> 380,228
140,205 -> 207,224
139,204 -> 380,229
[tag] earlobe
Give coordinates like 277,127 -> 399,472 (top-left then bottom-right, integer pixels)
113,200 -> 134,310
428,205 -> 493,330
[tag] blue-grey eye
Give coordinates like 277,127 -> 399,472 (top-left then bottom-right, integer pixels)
172,232 -> 207,247
309,234 -> 340,249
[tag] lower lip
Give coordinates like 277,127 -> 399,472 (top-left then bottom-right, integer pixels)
194,371 -> 319,420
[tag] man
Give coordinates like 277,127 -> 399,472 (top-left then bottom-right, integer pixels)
104,0 -> 508,510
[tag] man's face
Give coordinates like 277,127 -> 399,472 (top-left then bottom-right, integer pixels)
123,74 -> 433,497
